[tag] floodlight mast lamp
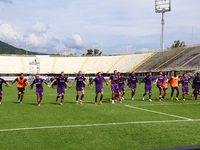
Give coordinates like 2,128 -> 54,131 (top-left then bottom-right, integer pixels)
155,0 -> 171,51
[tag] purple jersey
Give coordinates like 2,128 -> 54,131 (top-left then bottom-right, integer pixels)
57,76 -> 67,89
0,78 -> 6,89
94,76 -> 104,90
144,75 -> 154,87
193,77 -> 200,87
119,78 -> 126,87
75,75 -> 86,88
181,78 -> 190,88
109,75 -> 119,86
32,78 -> 44,91
156,75 -> 165,86
129,76 -> 138,87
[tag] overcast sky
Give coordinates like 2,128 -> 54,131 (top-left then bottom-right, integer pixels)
0,0 -> 199,54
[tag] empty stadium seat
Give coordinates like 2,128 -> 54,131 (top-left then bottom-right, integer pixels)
0,46 -> 199,74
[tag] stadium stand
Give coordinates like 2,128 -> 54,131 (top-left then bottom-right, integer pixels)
54,53 -> 153,74
0,46 -> 199,75
52,57 -> 88,74
135,46 -> 200,72
0,56 -> 24,73
134,47 -> 189,72
168,46 -> 200,70
128,52 -> 157,72
0,53 -> 153,74
111,53 -> 154,73
81,55 -> 122,74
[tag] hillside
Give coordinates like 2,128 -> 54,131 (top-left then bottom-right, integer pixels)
0,40 -> 46,55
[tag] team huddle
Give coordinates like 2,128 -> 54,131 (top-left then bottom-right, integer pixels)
129,71 -> 200,102
108,70 -> 200,103
0,70 -> 200,106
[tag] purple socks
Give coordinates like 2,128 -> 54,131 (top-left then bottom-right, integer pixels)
81,95 -> 84,100
76,95 -> 84,101
100,95 -> 103,101
132,92 -> 135,98
76,95 -> 79,101
61,95 -> 64,103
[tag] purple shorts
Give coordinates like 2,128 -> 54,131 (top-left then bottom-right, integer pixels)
172,86 -> 179,90
76,86 -> 84,91
36,90 -> 43,95
111,85 -> 118,92
118,87 -> 125,92
131,86 -> 136,90
96,88 -> 103,94
57,87 -> 65,95
195,86 -> 200,92
182,87 -> 189,93
163,88 -> 168,91
157,84 -> 163,89
145,86 -> 152,92
0,89 -> 2,95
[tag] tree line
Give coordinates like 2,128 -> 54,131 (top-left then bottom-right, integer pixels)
82,49 -> 102,56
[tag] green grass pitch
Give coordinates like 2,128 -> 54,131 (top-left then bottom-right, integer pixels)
0,83 -> 200,150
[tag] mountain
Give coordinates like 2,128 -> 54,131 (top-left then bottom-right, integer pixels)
0,40 -> 47,55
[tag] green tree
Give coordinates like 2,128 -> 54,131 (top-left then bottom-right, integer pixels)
18,50 -> 22,54
170,40 -> 185,48
51,53 -> 61,56
86,49 -> 93,55
94,49 -> 100,55
82,49 -> 102,56
98,51 -> 102,56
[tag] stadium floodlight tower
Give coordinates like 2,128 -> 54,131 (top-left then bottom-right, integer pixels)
155,0 -> 171,51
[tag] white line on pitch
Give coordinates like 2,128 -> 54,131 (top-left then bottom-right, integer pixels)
124,105 -> 192,120
129,103 -> 200,107
0,119 -> 200,132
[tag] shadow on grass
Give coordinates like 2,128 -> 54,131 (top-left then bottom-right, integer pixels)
26,103 -> 38,106
12,101 -> 20,104
102,98 -> 112,103
48,102 -> 59,105
11,101 -> 40,106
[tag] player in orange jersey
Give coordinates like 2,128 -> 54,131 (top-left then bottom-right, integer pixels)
161,74 -> 169,101
169,72 -> 180,101
11,73 -> 30,104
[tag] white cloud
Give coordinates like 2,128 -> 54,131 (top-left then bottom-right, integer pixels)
0,22 -> 93,54
54,44 -> 67,53
65,34 -> 83,49
27,33 -> 47,47
72,34 -> 83,46
127,45 -> 132,49
32,22 -> 48,33
63,34 -> 98,54
0,23 -> 52,53
141,48 -> 149,52
0,23 -> 23,42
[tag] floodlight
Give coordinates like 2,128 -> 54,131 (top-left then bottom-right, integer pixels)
155,0 -> 171,51
155,0 -> 171,13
